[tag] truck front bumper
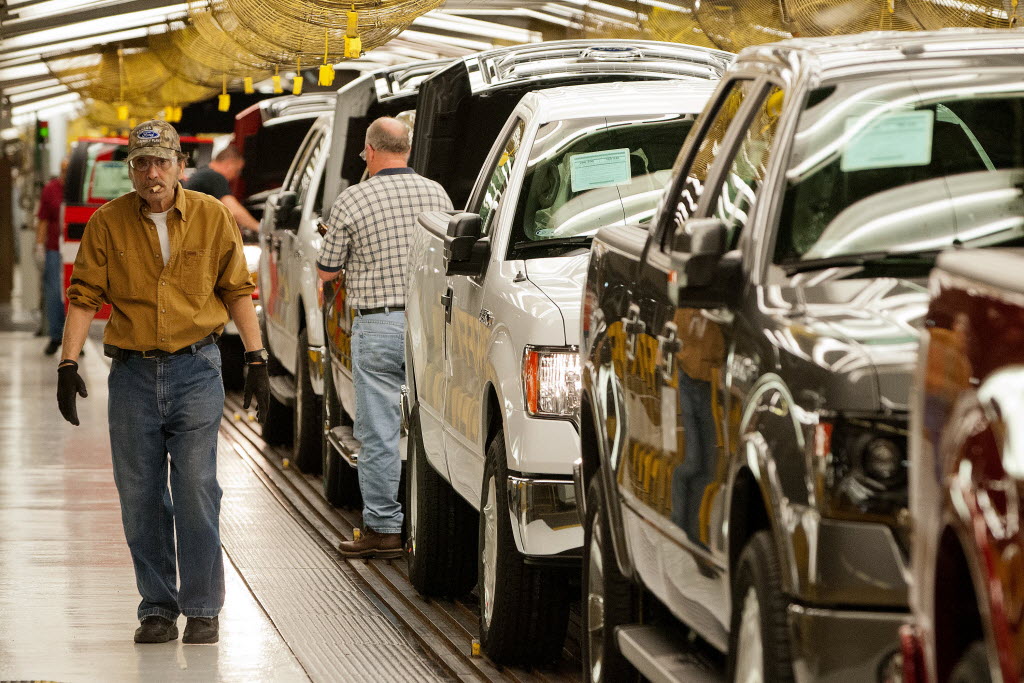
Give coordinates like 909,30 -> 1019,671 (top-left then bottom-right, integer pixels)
507,475 -> 582,560
789,604 -> 906,683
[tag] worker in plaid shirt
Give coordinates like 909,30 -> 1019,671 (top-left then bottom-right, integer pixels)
317,117 -> 452,558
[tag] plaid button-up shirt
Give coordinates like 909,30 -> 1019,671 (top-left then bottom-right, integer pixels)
317,167 -> 452,309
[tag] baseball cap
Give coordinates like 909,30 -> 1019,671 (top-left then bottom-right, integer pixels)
126,120 -> 181,163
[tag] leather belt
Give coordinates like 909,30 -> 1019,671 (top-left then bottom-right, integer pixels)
355,306 -> 404,316
104,333 -> 219,361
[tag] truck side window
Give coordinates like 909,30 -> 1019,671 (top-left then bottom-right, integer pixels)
476,119 -> 526,237
707,86 -> 785,247
661,80 -> 755,250
297,134 -> 326,208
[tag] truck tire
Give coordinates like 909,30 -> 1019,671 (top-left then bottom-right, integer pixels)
583,470 -> 640,683
406,405 -> 477,598
950,641 -> 991,683
259,315 -> 293,446
293,330 -> 322,475
322,349 -> 360,508
218,335 -> 245,391
729,530 -> 795,683
478,427 -> 570,665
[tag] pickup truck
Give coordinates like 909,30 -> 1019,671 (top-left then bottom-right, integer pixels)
400,43 -> 726,666
258,59 -> 448,479
321,41 -> 730,513
576,29 -> 1024,683
903,249 -> 1024,683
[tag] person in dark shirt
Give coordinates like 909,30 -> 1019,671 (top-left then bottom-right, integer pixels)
36,158 -> 68,355
184,145 -> 261,238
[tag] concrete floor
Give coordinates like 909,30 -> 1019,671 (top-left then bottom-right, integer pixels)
0,325 -> 442,682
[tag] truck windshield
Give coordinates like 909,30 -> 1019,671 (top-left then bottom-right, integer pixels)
507,113 -> 694,260
775,74 -> 1024,270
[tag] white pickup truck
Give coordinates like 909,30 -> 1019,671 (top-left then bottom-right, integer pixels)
403,78 -> 718,665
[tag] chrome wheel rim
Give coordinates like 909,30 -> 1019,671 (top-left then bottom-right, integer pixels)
735,586 -> 763,683
482,474 -> 498,628
586,514 -> 605,682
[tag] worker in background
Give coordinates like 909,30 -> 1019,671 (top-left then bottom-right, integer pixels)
184,144 -> 261,240
316,117 -> 452,558
36,157 -> 69,355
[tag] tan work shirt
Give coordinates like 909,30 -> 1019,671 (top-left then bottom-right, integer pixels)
66,185 -> 255,352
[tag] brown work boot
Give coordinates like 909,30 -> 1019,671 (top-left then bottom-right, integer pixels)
338,528 -> 403,559
183,616 -> 219,644
134,615 -> 178,643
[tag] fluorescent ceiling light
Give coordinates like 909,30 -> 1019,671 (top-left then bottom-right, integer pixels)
0,26 -> 170,62
11,91 -> 81,116
1,4 -> 187,51
444,9 -> 574,28
3,78 -> 63,95
8,84 -> 68,103
416,11 -> 539,43
397,29 -> 494,52
0,62 -> 51,82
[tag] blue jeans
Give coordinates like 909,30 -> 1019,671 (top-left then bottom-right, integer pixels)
351,311 -> 405,534
107,342 -> 225,621
43,250 -> 65,342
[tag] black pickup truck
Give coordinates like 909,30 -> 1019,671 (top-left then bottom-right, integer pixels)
576,30 -> 1024,683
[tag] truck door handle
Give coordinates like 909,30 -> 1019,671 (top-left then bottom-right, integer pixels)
441,287 -> 454,324
621,303 -> 644,362
658,322 -> 682,384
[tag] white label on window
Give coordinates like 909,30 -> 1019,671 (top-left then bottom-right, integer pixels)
840,110 -> 934,172
570,148 -> 631,192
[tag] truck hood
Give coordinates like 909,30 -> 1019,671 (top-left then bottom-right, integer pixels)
773,275 -> 929,412
523,253 -> 590,346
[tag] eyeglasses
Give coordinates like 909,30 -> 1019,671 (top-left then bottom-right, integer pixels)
128,156 -> 173,171
359,144 -> 372,162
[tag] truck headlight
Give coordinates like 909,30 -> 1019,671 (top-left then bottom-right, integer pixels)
813,415 -> 909,525
522,346 -> 581,419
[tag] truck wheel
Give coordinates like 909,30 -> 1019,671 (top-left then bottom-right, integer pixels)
583,470 -> 640,683
321,350 -> 360,508
259,316 -> 293,446
478,427 -> 570,665
218,335 -> 245,391
950,641 -> 991,683
293,330 -> 322,475
406,405 -> 477,597
729,530 -> 794,683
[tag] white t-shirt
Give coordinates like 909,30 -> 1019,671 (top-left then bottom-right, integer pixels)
150,210 -> 171,266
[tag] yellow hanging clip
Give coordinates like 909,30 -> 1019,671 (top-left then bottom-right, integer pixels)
272,64 -> 283,94
218,74 -> 230,112
344,8 -> 361,59
243,76 -> 254,94
116,104 -> 129,121
292,57 -> 303,95
319,27 -> 335,86
887,0 -> 895,12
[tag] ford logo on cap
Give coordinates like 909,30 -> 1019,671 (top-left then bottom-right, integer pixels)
138,130 -> 160,139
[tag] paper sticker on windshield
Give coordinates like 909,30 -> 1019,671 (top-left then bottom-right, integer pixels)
570,148 -> 631,192
841,111 -> 934,172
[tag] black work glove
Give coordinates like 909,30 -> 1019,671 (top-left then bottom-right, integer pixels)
243,362 -> 270,424
57,361 -> 88,426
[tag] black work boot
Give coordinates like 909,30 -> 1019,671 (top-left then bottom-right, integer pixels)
183,616 -> 219,644
337,528 -> 403,559
134,616 -> 178,643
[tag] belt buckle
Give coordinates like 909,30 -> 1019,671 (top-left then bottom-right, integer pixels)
141,349 -> 160,359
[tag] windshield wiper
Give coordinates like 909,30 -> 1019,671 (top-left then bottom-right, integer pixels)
513,236 -> 594,252
783,250 -> 938,276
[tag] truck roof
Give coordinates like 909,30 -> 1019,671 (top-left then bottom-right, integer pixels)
737,28 -> 1024,80
524,79 -> 718,121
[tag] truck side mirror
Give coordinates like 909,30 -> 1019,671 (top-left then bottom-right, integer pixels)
447,212 -> 482,238
670,218 -> 740,308
444,212 -> 489,276
275,190 -> 300,231
672,218 -> 727,288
